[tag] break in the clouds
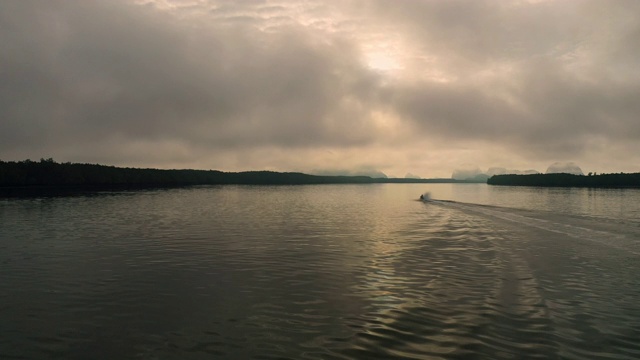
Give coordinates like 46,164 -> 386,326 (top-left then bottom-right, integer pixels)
1,0 -> 639,178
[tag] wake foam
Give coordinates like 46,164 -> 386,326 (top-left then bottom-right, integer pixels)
433,200 -> 640,256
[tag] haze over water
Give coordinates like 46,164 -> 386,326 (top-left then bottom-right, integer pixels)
1,184 -> 639,359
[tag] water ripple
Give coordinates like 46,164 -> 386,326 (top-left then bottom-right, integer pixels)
1,185 -> 639,359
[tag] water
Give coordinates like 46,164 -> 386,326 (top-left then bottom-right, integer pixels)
1,184 -> 639,359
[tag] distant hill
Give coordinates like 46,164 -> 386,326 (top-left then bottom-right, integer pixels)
452,167 -> 540,182
0,159 -> 471,190
488,173 -> 640,188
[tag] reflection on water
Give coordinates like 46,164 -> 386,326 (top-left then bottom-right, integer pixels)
1,184 -> 639,359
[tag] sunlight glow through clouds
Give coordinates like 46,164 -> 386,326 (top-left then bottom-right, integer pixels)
365,50 -> 402,72
2,0 -> 640,177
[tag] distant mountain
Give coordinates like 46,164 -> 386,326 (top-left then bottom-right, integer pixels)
451,167 -> 483,181
486,167 -> 540,176
546,162 -> 584,175
452,166 -> 540,182
311,169 -> 388,178
466,173 -> 490,182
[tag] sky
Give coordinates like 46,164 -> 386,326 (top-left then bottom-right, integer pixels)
1,0 -> 640,178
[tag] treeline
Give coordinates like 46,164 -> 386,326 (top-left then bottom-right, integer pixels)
0,158 -> 480,189
0,158 -> 378,187
488,172 -> 640,188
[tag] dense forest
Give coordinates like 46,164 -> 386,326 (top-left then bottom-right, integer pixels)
488,172 -> 640,188
0,158 -> 367,187
0,159 -> 466,189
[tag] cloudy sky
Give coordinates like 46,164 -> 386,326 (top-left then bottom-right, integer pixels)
2,0 -> 639,178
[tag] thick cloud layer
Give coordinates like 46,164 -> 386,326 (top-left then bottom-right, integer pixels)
1,0 -> 639,177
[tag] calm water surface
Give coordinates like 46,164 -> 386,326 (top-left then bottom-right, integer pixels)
1,184 -> 639,359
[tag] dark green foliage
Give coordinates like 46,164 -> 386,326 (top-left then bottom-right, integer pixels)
0,159 -> 219,187
488,173 -> 640,188
0,159 -> 477,189
0,159 -> 333,187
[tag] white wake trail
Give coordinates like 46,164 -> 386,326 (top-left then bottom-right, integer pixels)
430,200 -> 640,256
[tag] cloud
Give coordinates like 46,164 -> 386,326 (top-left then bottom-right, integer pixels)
364,0 -> 640,168
1,0 -> 640,177
0,1 -> 383,157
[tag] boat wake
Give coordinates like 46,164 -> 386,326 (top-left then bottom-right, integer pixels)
429,199 -> 640,256
414,195 -> 640,359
